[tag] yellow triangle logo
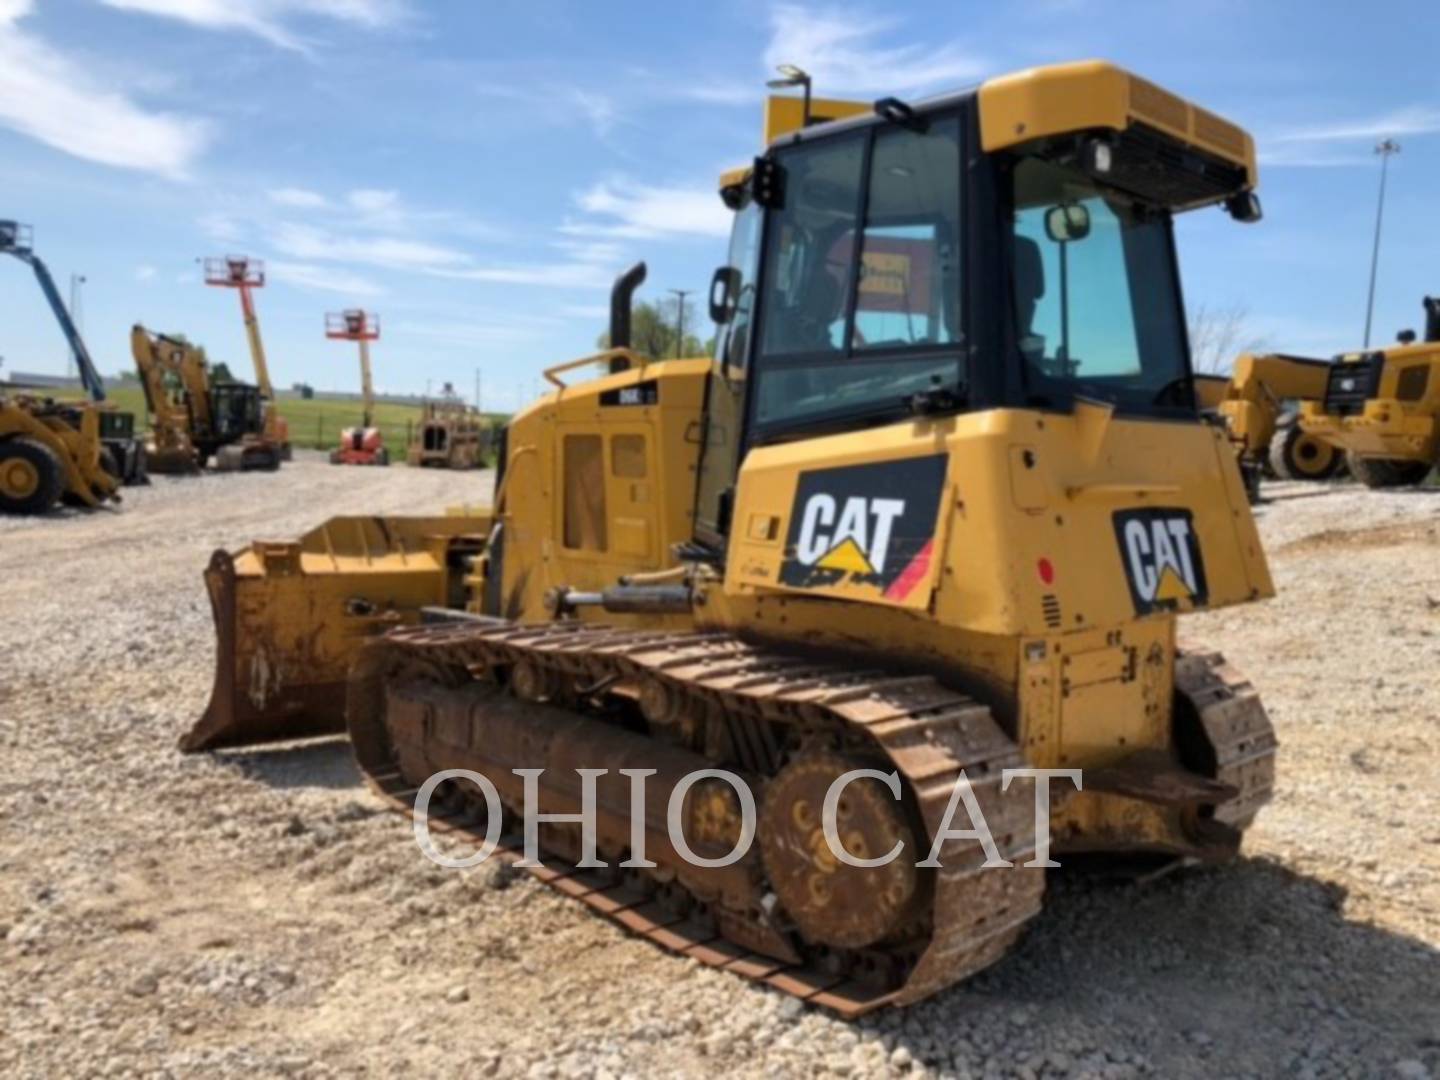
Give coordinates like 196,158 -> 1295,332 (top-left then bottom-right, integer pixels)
1154,565 -> 1193,602
816,537 -> 875,575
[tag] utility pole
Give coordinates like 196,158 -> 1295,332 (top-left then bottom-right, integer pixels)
68,273 -> 86,380
1363,138 -> 1400,348
668,288 -> 691,358
474,367 -> 482,413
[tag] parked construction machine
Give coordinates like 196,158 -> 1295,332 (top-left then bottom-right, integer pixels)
1215,352 -> 1344,497
203,256 -> 291,462
0,392 -> 120,513
1293,296 -> 1440,488
1,220 -> 147,491
130,325 -> 283,472
326,310 -> 388,466
406,397 -> 490,469
188,62 -> 1277,1014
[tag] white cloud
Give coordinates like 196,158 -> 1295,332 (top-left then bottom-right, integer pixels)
571,90 -> 617,137
1274,106 -> 1440,144
97,0 -> 409,52
567,180 -> 731,240
198,212 -> 244,243
269,221 -> 473,270
0,1 -> 208,177
135,264 -> 158,281
682,81 -> 758,107
764,4 -> 985,95
393,318 -> 556,347
347,188 -> 399,213
267,259 -> 383,296
1258,144 -> 1372,169
268,186 -> 328,208
559,304 -> 610,320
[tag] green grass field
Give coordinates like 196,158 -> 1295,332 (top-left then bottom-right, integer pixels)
69,386 -> 505,453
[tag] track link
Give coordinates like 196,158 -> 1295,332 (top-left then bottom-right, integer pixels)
348,621 -> 1047,1016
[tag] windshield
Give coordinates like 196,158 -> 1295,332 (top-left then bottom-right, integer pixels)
750,115 -> 965,437
1011,157 -> 1190,411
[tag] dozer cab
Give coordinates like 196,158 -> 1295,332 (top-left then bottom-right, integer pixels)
189,61 -> 1277,1014
130,326 -> 282,472
1294,296 -> 1440,488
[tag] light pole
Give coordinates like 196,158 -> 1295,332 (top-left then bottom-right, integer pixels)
68,273 -> 86,380
1363,138 -> 1400,348
767,64 -> 813,127
668,288 -> 691,357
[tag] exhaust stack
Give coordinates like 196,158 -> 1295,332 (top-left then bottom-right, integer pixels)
609,261 -> 647,373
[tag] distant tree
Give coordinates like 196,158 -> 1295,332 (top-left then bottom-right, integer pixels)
596,297 -> 708,359
1188,303 -> 1270,375
210,361 -> 236,383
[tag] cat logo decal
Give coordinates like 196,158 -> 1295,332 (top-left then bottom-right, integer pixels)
780,455 -> 948,602
1114,508 -> 1209,615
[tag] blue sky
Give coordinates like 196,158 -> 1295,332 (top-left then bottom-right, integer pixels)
1,0 -> 1437,408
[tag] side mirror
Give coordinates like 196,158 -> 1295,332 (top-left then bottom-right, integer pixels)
1045,203 -> 1090,243
709,266 -> 740,325
1226,191 -> 1263,224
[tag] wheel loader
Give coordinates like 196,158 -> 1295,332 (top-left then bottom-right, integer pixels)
130,326 -> 283,472
2,219 -> 147,493
0,392 -> 120,513
188,61 -> 1277,1014
1294,296 -> 1440,488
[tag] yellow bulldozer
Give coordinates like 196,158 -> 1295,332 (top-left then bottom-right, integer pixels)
187,61 -> 1277,1015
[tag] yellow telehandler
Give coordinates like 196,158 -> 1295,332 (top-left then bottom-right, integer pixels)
188,61 -> 1277,1014
1215,352 -> 1345,497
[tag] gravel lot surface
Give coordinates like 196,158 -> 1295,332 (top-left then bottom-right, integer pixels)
1,462 -> 1437,1079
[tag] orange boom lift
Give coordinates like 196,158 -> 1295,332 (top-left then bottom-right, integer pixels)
326,309 -> 388,466
202,256 -> 291,461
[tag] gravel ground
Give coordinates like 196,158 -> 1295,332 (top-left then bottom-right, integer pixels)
1,462 -> 1437,1080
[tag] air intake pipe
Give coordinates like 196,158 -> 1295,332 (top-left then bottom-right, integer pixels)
608,261 -> 647,373
1424,296 -> 1440,344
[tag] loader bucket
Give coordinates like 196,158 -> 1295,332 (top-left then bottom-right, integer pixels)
186,513 -> 490,752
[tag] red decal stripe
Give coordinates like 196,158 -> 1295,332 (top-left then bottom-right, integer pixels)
883,539 -> 934,602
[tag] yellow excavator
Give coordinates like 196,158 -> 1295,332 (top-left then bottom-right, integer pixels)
188,61 -> 1277,1014
130,326 -> 284,472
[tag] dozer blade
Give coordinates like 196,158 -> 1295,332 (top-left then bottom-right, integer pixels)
186,514 -> 489,752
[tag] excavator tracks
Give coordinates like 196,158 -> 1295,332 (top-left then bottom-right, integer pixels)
347,620 -> 1047,1017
